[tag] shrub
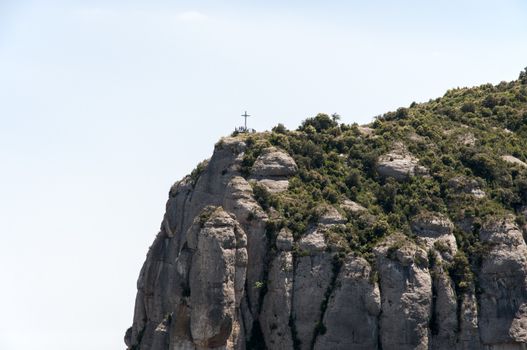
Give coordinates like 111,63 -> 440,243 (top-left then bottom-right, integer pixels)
272,123 -> 287,134
190,160 -> 208,186
519,67 -> 527,84
461,102 -> 476,113
448,252 -> 473,294
299,113 -> 338,132
230,71 -> 527,271
252,183 -> 274,210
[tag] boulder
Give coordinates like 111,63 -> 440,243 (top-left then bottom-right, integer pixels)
340,199 -> 366,214
502,155 -> 527,168
358,126 -> 375,136
251,147 -> 298,178
317,205 -> 347,226
447,176 -> 485,199
255,178 -> 290,193
377,145 -> 427,181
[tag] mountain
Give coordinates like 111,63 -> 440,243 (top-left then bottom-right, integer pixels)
125,69 -> 527,350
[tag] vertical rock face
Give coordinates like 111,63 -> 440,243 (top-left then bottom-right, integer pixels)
126,138 -> 250,350
313,256 -> 381,350
410,213 -> 462,350
477,218 -> 527,348
410,212 -> 457,255
375,235 -> 433,350
187,208 -> 247,349
223,176 -> 268,318
126,136 -> 527,350
292,227 -> 334,350
260,229 -> 294,350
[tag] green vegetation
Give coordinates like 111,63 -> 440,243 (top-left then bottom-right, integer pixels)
197,206 -> 218,227
253,281 -> 265,289
219,69 -> 527,303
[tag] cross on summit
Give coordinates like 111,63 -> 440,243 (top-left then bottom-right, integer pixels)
242,111 -> 250,130
234,110 -> 255,133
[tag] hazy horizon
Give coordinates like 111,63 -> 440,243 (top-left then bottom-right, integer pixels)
1,1 -> 527,349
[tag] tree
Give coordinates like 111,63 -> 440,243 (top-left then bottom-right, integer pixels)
299,113 -> 338,132
520,67 -> 527,84
272,123 -> 287,134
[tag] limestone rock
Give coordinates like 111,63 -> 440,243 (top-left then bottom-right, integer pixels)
429,268 -> 458,350
126,131 -> 527,350
340,199 -> 366,214
255,178 -> 290,193
477,218 -> 527,347
448,176 -> 486,199
377,145 -> 427,181
251,147 -> 298,178
223,176 -> 268,319
317,205 -> 347,226
296,227 -> 327,254
293,228 -> 334,350
260,250 -> 295,349
375,235 -> 432,350
502,155 -> 527,168
458,132 -> 476,146
457,290 -> 480,350
249,147 -> 297,194
188,207 -> 247,349
314,256 -> 381,350
410,212 -> 457,259
276,228 -> 293,251
510,303 -> 527,344
358,126 -> 375,136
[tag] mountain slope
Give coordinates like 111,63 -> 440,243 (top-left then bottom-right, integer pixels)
125,69 -> 527,350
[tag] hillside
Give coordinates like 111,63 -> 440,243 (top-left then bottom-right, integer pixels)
125,69 -> 527,350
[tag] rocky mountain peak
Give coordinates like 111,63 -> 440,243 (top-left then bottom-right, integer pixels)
126,75 -> 527,349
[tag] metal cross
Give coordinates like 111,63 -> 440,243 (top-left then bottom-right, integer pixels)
241,111 -> 250,130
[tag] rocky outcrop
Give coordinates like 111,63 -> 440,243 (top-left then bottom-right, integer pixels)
502,155 -> 527,168
448,176 -> 486,199
314,256 -> 381,350
223,176 -> 268,318
249,147 -> 298,193
126,138 -> 250,350
187,208 -> 247,349
358,125 -> 375,136
292,227 -> 334,350
251,147 -> 298,178
260,228 -> 294,350
340,199 -> 366,214
254,178 -> 290,193
374,235 -> 433,350
477,218 -> 527,348
126,135 -> 527,350
410,212 -> 457,256
377,144 -> 427,181
410,213 -> 465,349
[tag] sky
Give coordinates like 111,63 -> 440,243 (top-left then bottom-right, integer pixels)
0,1 -> 526,349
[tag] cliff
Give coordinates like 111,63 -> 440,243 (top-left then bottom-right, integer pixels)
125,71 -> 527,350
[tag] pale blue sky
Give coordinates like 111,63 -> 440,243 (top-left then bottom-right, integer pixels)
1,1 -> 526,349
